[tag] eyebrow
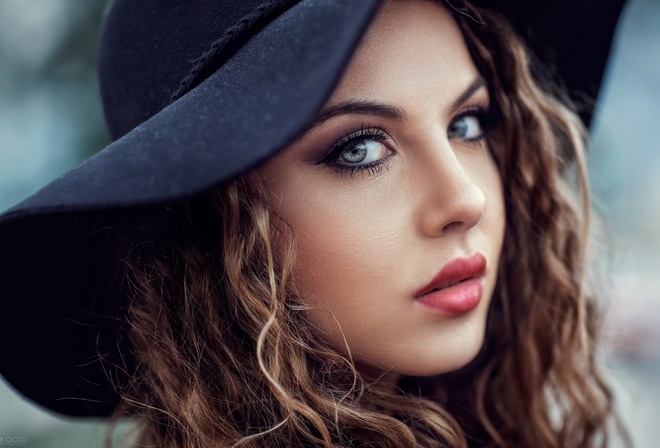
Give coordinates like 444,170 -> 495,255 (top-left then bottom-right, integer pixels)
309,101 -> 406,129
450,77 -> 486,112
309,76 -> 487,129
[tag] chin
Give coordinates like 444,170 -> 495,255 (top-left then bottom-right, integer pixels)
401,333 -> 488,378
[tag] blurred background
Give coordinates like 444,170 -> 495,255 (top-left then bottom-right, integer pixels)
0,0 -> 658,446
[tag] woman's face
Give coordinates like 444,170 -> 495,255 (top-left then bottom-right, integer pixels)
258,0 -> 505,380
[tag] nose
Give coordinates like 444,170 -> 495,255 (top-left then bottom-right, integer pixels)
416,143 -> 487,238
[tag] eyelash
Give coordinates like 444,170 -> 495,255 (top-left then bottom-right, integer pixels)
316,125 -> 392,178
317,104 -> 496,177
451,104 -> 496,146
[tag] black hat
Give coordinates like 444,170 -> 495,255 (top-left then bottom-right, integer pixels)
0,0 -> 626,417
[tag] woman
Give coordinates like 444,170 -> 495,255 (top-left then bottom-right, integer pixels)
0,0 -> 627,446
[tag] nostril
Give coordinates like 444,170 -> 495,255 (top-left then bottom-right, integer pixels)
442,220 -> 465,233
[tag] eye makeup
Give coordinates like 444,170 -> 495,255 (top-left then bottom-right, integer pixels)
313,102 -> 497,177
447,103 -> 496,146
315,125 -> 394,178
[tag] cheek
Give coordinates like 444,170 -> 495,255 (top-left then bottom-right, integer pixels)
489,167 -> 506,242
268,176 -> 417,347
282,190 -> 403,300
482,164 -> 505,233
464,150 -> 506,241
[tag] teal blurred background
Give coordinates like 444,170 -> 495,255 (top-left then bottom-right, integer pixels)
0,0 -> 658,446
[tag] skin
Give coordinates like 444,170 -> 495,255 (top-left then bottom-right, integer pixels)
257,0 -> 505,383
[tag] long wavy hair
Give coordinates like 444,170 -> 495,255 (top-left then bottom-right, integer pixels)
110,1 -> 624,446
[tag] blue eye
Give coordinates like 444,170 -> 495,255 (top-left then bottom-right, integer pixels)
337,137 -> 390,165
448,109 -> 489,142
318,127 -> 393,176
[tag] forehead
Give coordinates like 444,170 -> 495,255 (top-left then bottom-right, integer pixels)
328,0 -> 478,106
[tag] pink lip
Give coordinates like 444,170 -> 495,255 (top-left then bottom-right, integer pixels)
415,253 -> 487,314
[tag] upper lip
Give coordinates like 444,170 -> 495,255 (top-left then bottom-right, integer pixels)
415,253 -> 487,298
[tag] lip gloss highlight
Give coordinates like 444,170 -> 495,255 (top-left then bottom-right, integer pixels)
415,253 -> 487,314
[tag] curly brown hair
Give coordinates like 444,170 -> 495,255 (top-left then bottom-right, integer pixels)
110,1 -> 624,446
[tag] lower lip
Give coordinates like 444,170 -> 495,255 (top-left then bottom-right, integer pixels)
416,278 -> 483,314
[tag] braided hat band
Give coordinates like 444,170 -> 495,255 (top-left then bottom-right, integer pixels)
99,0 -> 304,141
170,0 -> 295,103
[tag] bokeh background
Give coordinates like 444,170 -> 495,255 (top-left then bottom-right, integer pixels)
0,0 -> 658,446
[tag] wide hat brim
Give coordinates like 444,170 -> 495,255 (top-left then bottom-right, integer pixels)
0,0 -> 626,418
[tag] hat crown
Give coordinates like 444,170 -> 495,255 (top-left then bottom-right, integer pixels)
98,0 -> 283,140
